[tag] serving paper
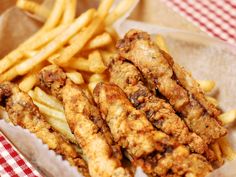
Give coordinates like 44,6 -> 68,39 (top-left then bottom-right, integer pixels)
0,1 -> 236,177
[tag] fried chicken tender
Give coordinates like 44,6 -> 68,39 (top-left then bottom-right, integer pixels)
0,82 -> 90,177
93,82 -> 212,177
117,30 -> 227,144
38,65 -> 130,177
109,59 -> 208,155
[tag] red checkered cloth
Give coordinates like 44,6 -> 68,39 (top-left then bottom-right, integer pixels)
0,132 -> 42,177
162,0 -> 236,44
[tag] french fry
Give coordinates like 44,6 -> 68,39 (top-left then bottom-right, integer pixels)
206,96 -> 218,107
84,32 -> 113,50
89,73 -> 106,83
66,57 -> 90,71
33,87 -> 64,112
55,16 -> 104,66
42,0 -> 65,30
210,142 -> 224,164
218,110 -> 236,125
105,0 -> 136,25
0,0 -> 67,74
105,26 -> 120,42
17,0 -> 50,20
14,9 -> 95,76
156,35 -> 169,53
66,71 -> 84,85
88,50 -> 107,73
33,100 -> 66,123
19,74 -> 37,92
97,0 -> 114,18
218,137 -> 236,161
197,80 -> 215,92
23,50 -> 38,58
61,0 -> 77,24
100,50 -> 116,66
46,115 -> 77,144
0,67 -> 18,83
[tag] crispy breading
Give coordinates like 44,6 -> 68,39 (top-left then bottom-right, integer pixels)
38,65 -> 130,177
117,29 -> 227,144
0,82 -> 90,177
93,82 -> 212,176
109,59 -> 209,155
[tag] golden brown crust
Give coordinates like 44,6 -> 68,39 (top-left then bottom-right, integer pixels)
93,82 -> 212,176
117,29 -> 227,144
38,65 -> 130,177
109,59 -> 209,155
0,82 -> 90,177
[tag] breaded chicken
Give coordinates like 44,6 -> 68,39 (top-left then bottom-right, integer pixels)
93,82 -> 212,176
0,82 -> 90,177
38,65 -> 130,177
117,29 -> 227,144
109,59 -> 210,155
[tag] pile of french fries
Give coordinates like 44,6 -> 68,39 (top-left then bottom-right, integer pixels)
0,0 -> 236,173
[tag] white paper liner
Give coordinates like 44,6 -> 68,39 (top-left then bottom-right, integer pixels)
0,0 -> 236,176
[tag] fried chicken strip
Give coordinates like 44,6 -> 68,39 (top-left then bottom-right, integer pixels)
38,65 -> 130,177
109,59 -> 208,155
94,82 -> 212,177
0,82 -> 90,177
117,30 -> 227,144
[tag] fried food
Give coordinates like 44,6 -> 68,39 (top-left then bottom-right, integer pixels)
38,65 -> 130,177
93,82 -> 212,176
117,29 -> 227,144
0,82 -> 90,177
109,59 -> 209,155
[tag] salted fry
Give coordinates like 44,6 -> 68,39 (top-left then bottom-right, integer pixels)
61,0 -> 77,24
42,0 -> 65,30
85,32 -> 113,50
197,80 -> 215,92
89,74 -> 105,83
105,26 -> 120,41
66,71 -> 84,85
218,110 -> 236,125
206,96 -> 218,107
33,87 -> 64,112
0,67 -> 18,83
15,9 -> 95,76
17,0 -> 50,20
19,74 -> 37,92
55,17 -> 104,66
88,50 -> 107,73
46,115 -> 77,144
218,137 -> 236,160
100,50 -> 116,66
210,142 -> 223,164
97,0 -> 114,18
105,0 -> 136,25
155,34 -> 169,53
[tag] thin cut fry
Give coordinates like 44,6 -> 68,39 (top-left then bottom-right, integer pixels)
105,26 -> 120,41
105,0 -> 136,25
66,57 -> 90,71
42,0 -> 65,30
210,142 -> 223,164
54,16 -> 104,66
197,80 -> 215,92
0,67 -> 18,83
97,0 -> 114,18
89,74 -> 105,83
206,96 -> 218,107
66,71 -> 84,85
88,50 -> 107,73
17,0 -> 50,20
218,137 -> 236,161
218,110 -> 236,125
33,87 -> 64,112
84,32 -> 113,50
19,74 -> 37,92
61,0 -> 77,24
155,34 -> 169,53
14,9 -> 95,76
